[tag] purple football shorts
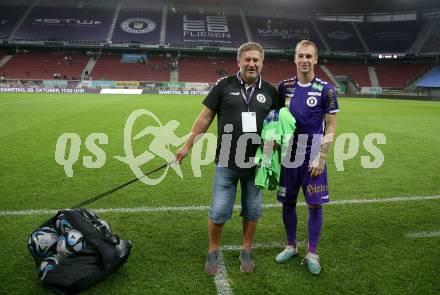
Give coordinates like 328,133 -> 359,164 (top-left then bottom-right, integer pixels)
277,163 -> 330,205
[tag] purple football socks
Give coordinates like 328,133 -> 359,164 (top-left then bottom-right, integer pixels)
307,206 -> 323,254
282,202 -> 297,247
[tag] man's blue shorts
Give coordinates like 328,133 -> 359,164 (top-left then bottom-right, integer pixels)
209,166 -> 262,224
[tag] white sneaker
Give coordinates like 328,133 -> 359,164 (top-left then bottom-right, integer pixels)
275,246 -> 298,263
301,252 -> 321,275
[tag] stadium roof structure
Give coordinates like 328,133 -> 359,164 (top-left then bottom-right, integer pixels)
2,0 -> 439,15
5,0 -> 438,14
167,0 -> 440,13
1,0 -> 440,57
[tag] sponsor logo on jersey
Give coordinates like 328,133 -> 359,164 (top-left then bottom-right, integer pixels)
256,93 -> 266,103
229,92 -> 240,95
308,91 -> 321,96
306,96 -> 318,107
307,184 -> 328,195
328,88 -> 336,109
311,82 -> 324,92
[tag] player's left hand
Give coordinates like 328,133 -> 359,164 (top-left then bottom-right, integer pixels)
309,153 -> 326,178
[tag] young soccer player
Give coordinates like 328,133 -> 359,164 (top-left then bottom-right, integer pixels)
276,40 -> 339,275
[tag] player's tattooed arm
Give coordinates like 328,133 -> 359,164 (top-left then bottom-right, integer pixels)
320,113 -> 337,159
309,113 -> 336,177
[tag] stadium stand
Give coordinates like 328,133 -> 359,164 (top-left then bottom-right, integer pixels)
178,56 -> 237,83
420,20 -> 440,54
247,17 -> 326,50
0,0 -> 437,96
111,9 -> 162,44
357,21 -> 425,53
325,63 -> 371,87
416,67 -> 440,87
0,52 -> 89,80
13,6 -> 114,42
91,54 -> 171,81
177,56 -> 333,85
166,13 -> 246,48
263,58 -> 333,85
262,58 -> 296,85
315,21 -> 364,53
374,64 -> 428,88
0,5 -> 28,39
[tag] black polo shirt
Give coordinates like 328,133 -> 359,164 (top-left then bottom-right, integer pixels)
203,73 -> 280,170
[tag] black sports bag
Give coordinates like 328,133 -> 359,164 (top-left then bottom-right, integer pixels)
28,208 -> 132,294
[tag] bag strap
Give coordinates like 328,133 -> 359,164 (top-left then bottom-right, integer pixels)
71,163 -> 169,208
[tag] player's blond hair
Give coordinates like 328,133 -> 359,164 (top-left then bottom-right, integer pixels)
237,42 -> 264,61
295,40 -> 318,57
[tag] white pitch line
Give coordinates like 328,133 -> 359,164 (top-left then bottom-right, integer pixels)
0,195 -> 439,217
220,240 -> 306,251
325,195 -> 440,205
216,241 -> 306,295
0,206 -> 211,217
220,242 -> 285,251
0,99 -> 38,106
214,251 -> 234,295
406,231 -> 440,238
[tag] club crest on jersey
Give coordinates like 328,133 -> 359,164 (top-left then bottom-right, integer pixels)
307,96 -> 318,107
256,94 -> 266,103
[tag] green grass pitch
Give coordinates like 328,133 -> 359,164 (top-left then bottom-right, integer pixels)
0,93 -> 439,294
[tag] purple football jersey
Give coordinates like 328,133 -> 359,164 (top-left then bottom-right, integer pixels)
278,76 -> 339,163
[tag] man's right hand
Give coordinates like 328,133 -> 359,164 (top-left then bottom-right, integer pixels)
175,106 -> 215,164
175,146 -> 190,164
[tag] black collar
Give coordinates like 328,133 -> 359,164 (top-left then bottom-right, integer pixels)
236,72 -> 262,89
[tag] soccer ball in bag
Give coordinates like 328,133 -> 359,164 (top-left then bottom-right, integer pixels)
56,230 -> 88,257
55,213 -> 72,234
39,255 -> 59,280
28,227 -> 58,257
66,229 -> 87,253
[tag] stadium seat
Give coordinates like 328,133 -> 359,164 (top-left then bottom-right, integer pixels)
326,63 -> 371,87
0,52 -> 88,80
374,64 -> 428,88
91,54 -> 171,81
178,56 -> 237,83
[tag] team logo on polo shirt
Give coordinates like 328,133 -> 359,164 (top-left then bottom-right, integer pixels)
256,94 -> 266,103
120,18 -> 156,34
307,96 -> 318,107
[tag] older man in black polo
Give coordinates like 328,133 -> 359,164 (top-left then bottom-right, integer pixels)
176,42 -> 279,274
